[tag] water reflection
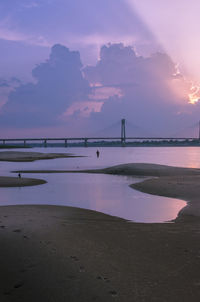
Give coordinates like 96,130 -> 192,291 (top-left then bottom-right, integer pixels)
1,146 -> 200,171
0,166 -> 186,223
1,146 -> 196,221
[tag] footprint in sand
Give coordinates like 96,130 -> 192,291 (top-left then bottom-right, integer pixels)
3,289 -> 12,295
97,276 -> 117,298
70,256 -> 86,273
97,276 -> 110,283
109,290 -> 118,297
14,282 -> 24,289
70,255 -> 79,261
4,281 -> 24,294
13,229 -> 21,233
79,266 -> 85,272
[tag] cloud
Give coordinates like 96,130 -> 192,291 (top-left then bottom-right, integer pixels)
0,38 -> 50,81
88,86 -> 123,101
1,42 -> 200,137
0,77 -> 21,108
84,43 -> 175,86
0,44 -> 90,127
61,101 -> 103,118
0,18 -> 28,42
83,44 -> 200,136
0,27 -> 50,48
0,17 -> 50,47
0,0 -> 160,66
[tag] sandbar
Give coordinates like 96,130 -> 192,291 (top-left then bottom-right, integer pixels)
14,162 -> 200,176
0,176 -> 46,187
132,175 -> 200,219
0,151 -> 83,162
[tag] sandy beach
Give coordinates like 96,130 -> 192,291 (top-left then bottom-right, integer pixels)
1,159 -> 200,301
0,204 -> 200,302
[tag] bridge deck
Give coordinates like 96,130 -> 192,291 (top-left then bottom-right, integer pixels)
0,137 -> 197,141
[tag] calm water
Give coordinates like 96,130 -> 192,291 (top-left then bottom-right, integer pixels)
0,146 -> 197,222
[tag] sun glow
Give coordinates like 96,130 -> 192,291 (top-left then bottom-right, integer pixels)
188,84 -> 200,104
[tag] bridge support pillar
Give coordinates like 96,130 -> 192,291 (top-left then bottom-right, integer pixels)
64,139 -> 68,147
84,138 -> 88,147
199,120 -> 200,140
121,138 -> 126,147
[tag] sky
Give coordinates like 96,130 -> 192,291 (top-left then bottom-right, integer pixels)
0,0 -> 200,137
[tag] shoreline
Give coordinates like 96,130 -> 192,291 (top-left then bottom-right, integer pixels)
131,175 -> 200,220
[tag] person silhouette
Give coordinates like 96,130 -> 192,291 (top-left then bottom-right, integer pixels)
18,173 -> 21,179
96,150 -> 100,158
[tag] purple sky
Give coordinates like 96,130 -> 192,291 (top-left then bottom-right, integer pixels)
0,0 -> 200,138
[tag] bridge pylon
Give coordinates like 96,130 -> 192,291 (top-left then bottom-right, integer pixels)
121,118 -> 126,146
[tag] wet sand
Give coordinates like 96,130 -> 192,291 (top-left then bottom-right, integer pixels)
0,176 -> 46,187
132,175 -> 200,218
0,205 -> 200,301
0,151 -> 82,162
1,163 -> 200,301
14,162 -> 200,175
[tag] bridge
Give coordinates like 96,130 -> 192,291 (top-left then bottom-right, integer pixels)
0,119 -> 199,147
1,136 -> 198,147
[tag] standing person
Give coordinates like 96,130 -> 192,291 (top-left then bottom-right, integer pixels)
18,173 -> 21,179
96,150 -> 100,158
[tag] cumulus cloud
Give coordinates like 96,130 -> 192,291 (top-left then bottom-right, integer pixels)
0,77 -> 21,108
84,44 -> 199,136
61,101 -> 103,118
84,43 -> 175,87
0,44 -> 90,127
1,42 -> 200,137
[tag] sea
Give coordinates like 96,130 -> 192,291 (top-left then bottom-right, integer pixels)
0,146 -> 198,223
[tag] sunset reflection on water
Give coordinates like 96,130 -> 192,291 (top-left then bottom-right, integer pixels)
0,146 -> 191,222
